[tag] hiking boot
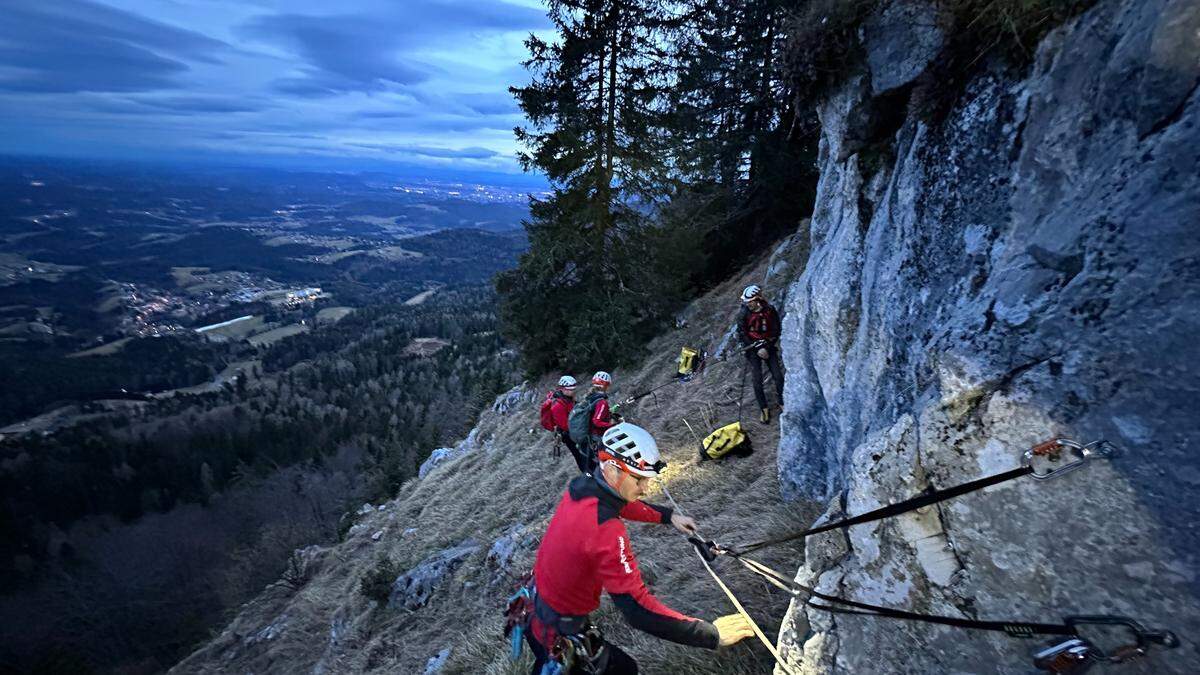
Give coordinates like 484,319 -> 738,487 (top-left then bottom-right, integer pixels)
759,407 -> 770,425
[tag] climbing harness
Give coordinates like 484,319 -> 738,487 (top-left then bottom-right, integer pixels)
546,625 -> 609,675
727,438 -> 1118,556
503,573 -> 611,674
670,438 -> 1179,672
503,573 -> 535,660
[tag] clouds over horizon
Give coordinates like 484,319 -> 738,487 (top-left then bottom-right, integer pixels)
0,0 -> 549,176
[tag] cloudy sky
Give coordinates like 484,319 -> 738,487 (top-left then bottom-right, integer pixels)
0,0 -> 551,179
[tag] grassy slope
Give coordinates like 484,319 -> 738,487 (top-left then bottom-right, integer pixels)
171,239 -> 817,675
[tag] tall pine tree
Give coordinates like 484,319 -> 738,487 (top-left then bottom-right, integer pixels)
500,0 -> 685,372
664,0 -> 815,287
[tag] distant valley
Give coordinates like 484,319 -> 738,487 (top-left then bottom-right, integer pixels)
0,157 -> 530,429
0,158 -> 529,673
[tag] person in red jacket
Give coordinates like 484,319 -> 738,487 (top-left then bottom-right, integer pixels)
569,371 -> 620,475
736,284 -> 785,424
526,423 -> 752,674
587,370 -> 619,438
546,375 -> 589,473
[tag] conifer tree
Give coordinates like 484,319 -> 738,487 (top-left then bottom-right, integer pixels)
500,0 -> 684,371
664,0 -> 814,286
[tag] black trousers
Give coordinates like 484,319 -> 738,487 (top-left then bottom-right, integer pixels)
746,343 -> 784,409
562,436 -> 590,475
526,629 -> 638,675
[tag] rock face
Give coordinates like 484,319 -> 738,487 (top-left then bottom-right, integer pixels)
778,0 -> 1199,672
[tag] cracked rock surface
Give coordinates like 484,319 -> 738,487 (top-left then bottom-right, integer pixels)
778,0 -> 1200,672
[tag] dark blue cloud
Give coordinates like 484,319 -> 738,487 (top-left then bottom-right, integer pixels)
0,0 -> 227,93
241,0 -> 547,98
0,0 -> 550,174
346,142 -> 500,159
85,96 -> 266,116
458,92 -> 520,116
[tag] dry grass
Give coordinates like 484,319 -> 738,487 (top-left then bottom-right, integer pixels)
67,336 -> 133,358
402,337 -> 452,357
404,288 -> 439,306
317,307 -> 355,324
171,266 -> 211,288
247,323 -> 309,347
171,244 -> 818,675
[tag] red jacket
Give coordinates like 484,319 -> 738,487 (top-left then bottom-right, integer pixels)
549,392 -> 573,432
738,302 -> 781,344
591,396 -> 616,435
531,475 -> 719,649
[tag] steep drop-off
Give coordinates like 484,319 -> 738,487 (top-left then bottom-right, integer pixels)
169,242 -> 814,675
777,0 -> 1199,672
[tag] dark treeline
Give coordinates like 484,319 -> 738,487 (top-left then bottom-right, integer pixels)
497,0 -> 1098,373
0,284 -> 519,673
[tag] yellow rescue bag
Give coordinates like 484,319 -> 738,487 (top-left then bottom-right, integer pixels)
677,346 -> 699,378
700,421 -> 753,461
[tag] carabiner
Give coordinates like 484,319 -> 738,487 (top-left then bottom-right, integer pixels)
1064,615 -> 1180,662
689,536 -> 721,562
1022,439 -> 1117,480
1032,637 -> 1095,673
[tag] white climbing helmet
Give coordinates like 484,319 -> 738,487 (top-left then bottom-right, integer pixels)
599,423 -> 665,478
741,284 -> 762,303
592,371 -> 612,388
558,375 -> 578,389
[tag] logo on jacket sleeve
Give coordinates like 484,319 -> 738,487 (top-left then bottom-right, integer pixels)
617,536 -> 632,574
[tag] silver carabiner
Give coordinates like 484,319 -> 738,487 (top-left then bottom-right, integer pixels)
1022,439 -> 1118,480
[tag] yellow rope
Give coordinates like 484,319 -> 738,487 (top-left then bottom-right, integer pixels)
693,547 -> 800,675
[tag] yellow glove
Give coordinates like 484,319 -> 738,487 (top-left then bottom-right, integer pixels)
713,613 -> 754,647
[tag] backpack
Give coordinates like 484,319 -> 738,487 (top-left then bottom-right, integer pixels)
539,391 -> 558,431
568,392 -> 606,447
699,421 -> 753,461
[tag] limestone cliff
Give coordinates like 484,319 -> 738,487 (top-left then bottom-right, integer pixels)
777,0 -> 1199,672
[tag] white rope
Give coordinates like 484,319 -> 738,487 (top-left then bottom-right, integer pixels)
657,477 -> 799,675
693,548 -> 800,675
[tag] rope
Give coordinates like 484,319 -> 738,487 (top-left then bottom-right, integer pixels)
659,478 -> 800,675
730,554 -> 1075,638
731,466 -> 1036,555
664,437 -> 1176,666
693,547 -> 800,675
736,351 -> 748,427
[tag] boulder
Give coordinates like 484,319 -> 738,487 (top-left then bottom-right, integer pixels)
861,0 -> 944,95
423,648 -> 450,674
388,539 -> 480,611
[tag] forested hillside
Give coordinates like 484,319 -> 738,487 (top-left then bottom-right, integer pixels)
0,284 -> 520,673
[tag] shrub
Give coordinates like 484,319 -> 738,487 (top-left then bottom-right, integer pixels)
359,556 -> 400,605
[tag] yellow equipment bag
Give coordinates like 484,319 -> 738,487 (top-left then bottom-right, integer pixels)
677,346 -> 699,378
700,421 -> 753,461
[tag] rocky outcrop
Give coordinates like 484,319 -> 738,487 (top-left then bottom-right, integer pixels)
418,429 -> 482,478
491,380 -> 537,414
387,539 -> 480,611
778,0 -> 1199,671
486,524 -> 530,580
